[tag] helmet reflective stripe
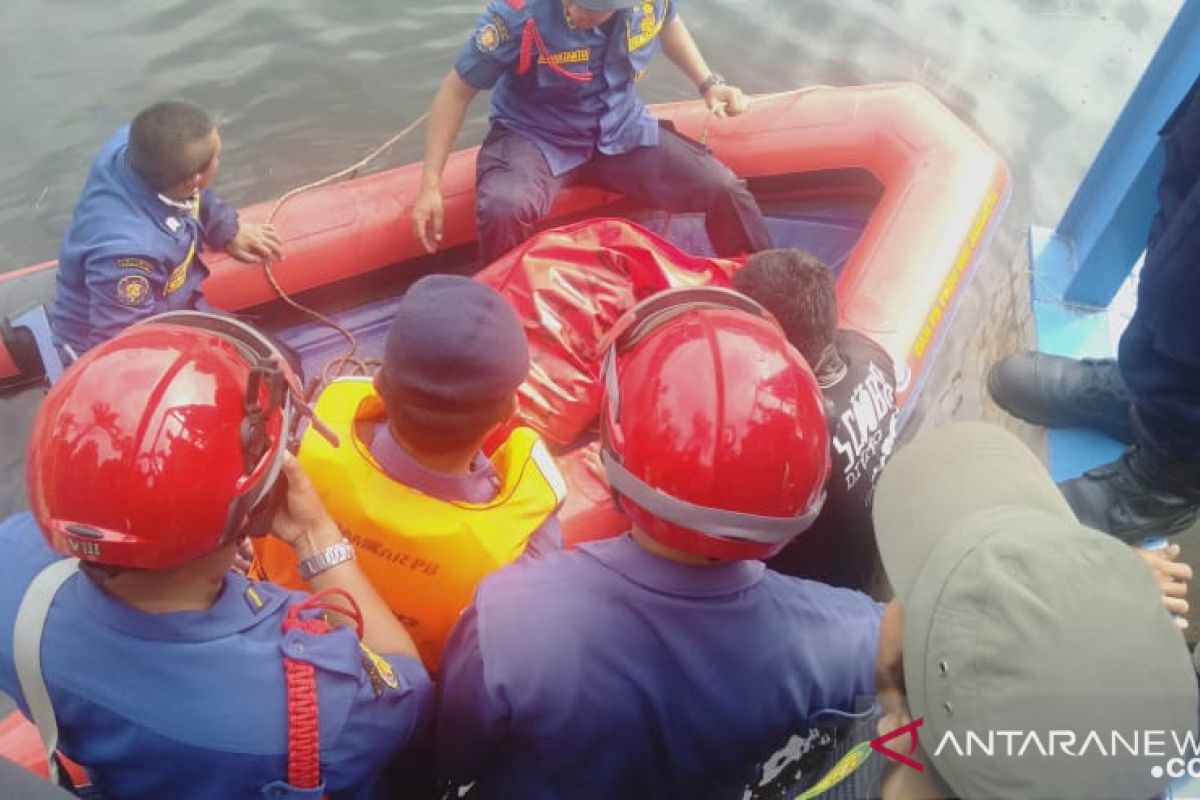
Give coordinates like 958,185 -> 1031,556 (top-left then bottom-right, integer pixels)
601,451 -> 825,543
598,286 -> 830,561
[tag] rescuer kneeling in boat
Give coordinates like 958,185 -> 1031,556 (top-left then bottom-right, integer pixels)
0,313 -> 431,799
988,74 -> 1200,543
436,287 -> 881,799
861,422 -> 1197,800
734,249 -> 897,596
411,0 -> 771,264
52,101 -> 282,358
253,274 -> 565,671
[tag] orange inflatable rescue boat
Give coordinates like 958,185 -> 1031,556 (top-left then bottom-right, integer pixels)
0,83 -> 1009,787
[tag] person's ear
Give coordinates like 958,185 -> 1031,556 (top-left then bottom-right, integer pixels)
483,393 -> 519,438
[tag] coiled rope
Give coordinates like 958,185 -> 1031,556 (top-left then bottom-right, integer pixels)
257,111 -> 430,388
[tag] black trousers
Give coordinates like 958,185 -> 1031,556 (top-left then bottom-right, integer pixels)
1120,74 -> 1200,461
474,122 -> 772,264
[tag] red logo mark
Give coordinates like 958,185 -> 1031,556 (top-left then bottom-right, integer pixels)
871,717 -> 925,772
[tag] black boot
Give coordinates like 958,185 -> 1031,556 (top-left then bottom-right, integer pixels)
1059,430 -> 1200,543
987,353 -> 1135,443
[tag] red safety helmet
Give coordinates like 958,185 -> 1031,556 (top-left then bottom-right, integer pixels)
599,287 -> 830,560
27,311 -> 298,570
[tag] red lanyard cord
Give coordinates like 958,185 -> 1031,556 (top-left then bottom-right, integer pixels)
281,588 -> 365,789
517,19 -> 593,83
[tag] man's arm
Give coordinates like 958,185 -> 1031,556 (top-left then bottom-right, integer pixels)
199,189 -> 239,250
804,592 -> 884,721
436,602 -> 512,784
270,455 -> 421,659
82,255 -> 161,352
412,70 -> 481,254
659,15 -> 749,116
413,2 -> 524,253
200,189 -> 283,263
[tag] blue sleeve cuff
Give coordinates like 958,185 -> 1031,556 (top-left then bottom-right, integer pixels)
389,652 -> 433,696
200,190 -> 240,250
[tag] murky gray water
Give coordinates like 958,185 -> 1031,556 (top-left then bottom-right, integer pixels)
0,0 -> 1183,516
0,0 -> 1180,270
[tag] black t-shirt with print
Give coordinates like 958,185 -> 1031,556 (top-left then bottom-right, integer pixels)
767,329 -> 897,592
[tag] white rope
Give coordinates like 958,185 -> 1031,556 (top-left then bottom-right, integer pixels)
256,112 -> 431,387
265,112 -> 431,224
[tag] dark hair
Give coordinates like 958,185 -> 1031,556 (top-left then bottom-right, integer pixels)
128,101 -> 216,192
732,249 -> 837,365
378,374 -> 513,455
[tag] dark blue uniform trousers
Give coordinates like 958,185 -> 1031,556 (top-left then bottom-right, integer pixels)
474,121 -> 772,264
1120,74 -> 1200,461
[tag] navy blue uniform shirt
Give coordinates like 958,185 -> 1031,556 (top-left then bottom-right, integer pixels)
52,125 -> 239,355
437,533 -> 882,799
0,513 -> 433,800
455,0 -> 676,175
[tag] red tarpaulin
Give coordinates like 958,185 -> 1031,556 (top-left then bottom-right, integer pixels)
475,219 -> 741,547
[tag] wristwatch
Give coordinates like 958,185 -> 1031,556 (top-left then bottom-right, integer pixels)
298,537 -> 355,580
697,73 -> 725,97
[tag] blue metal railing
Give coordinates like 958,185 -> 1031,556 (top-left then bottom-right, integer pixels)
1046,0 -> 1200,309
1027,0 -> 1200,482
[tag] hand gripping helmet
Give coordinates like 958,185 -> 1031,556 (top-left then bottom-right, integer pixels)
599,287 -> 830,560
27,311 -> 298,570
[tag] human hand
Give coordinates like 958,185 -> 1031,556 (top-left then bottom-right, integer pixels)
412,186 -> 444,253
1136,543 -> 1192,625
232,537 -> 255,575
225,222 -> 284,263
704,84 -> 749,117
270,455 -> 342,558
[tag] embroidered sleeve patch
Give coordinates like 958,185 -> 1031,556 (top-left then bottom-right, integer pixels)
115,257 -> 155,274
359,643 -> 401,696
476,22 -> 502,52
627,1 -> 666,52
115,274 -> 151,306
165,260 -> 189,294
474,13 -> 510,53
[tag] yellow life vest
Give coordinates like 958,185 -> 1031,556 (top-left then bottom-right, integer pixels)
253,378 -> 566,670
